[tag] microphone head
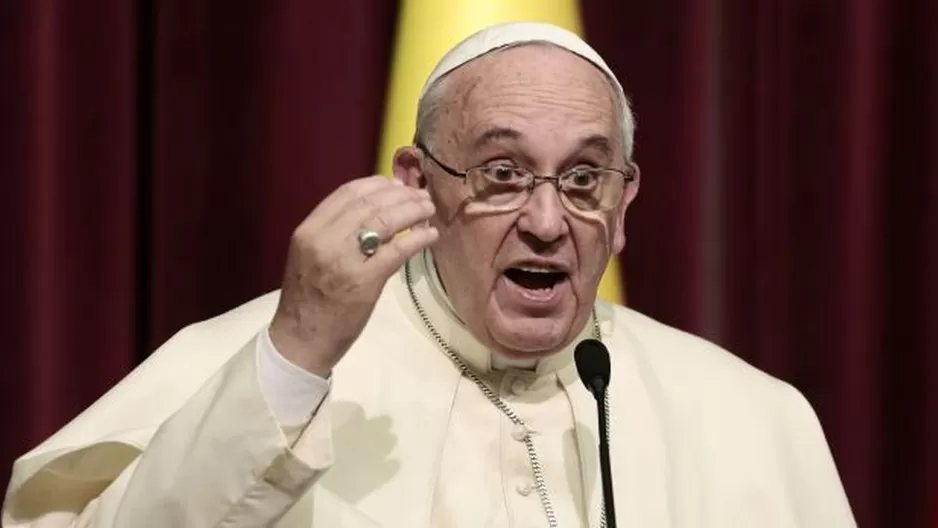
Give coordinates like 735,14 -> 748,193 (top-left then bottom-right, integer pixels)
574,338 -> 611,398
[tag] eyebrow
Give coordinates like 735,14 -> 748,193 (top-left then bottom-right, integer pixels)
471,127 -> 523,150
469,127 -> 616,159
578,134 -> 615,158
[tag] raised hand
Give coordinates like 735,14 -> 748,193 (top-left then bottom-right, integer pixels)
269,176 -> 438,376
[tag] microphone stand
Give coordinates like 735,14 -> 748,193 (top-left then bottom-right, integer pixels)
575,339 -> 617,528
594,385 -> 617,528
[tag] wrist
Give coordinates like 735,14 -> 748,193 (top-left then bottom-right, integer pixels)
268,318 -> 335,377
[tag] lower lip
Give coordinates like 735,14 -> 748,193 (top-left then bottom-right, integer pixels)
498,274 -> 569,308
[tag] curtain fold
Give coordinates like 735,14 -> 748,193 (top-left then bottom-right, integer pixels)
149,0 -> 399,347
582,1 -> 938,525
0,0 -> 138,490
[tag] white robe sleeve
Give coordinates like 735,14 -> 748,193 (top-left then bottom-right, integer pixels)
256,326 -> 331,426
779,383 -> 857,527
3,335 -> 336,528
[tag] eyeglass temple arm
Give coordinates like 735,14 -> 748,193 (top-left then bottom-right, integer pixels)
415,143 -> 468,179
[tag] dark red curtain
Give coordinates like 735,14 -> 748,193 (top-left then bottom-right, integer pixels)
584,1 -> 938,526
1,0 -> 138,490
149,0 -> 398,348
2,1 -> 936,526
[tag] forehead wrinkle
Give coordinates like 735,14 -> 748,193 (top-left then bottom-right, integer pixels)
467,72 -> 614,123
479,87 -> 610,125
468,90 -> 618,152
469,126 -> 523,150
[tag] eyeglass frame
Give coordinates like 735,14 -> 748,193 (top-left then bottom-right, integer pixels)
414,141 -> 637,213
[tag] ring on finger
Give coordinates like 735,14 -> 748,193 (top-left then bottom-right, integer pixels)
357,229 -> 381,257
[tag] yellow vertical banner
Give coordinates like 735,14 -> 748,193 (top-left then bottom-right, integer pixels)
376,0 -> 626,305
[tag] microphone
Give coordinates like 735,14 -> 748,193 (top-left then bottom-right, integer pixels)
574,339 -> 617,528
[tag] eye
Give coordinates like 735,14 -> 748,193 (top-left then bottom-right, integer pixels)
483,165 -> 525,183
566,168 -> 600,189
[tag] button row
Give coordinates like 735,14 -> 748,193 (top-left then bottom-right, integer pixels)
510,377 -> 529,395
516,481 -> 534,496
512,424 -> 536,442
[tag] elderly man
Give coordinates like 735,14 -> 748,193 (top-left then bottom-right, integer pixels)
3,22 -> 855,527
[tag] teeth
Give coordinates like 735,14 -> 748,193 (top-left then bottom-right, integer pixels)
516,266 -> 560,273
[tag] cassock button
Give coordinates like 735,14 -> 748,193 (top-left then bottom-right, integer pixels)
512,424 -> 530,442
516,481 -> 534,496
510,378 -> 529,396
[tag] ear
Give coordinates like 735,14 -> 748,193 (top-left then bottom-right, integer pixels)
392,146 -> 426,189
611,162 -> 640,254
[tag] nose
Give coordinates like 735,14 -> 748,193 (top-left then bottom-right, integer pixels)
516,182 -> 569,245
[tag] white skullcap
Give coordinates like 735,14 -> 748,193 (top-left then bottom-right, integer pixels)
419,21 -> 635,158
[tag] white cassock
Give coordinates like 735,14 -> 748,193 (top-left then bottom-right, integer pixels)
3,250 -> 856,527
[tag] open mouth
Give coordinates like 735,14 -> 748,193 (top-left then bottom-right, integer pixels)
504,266 -> 569,291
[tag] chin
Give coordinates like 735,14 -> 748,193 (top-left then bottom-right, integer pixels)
486,314 -> 574,356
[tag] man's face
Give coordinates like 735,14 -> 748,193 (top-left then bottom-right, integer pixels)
396,44 -> 639,359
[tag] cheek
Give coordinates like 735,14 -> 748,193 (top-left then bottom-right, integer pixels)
570,209 -> 617,252
427,185 -> 459,226
460,219 -> 511,260
571,220 -> 614,277
597,214 -> 617,251
439,217 -> 514,281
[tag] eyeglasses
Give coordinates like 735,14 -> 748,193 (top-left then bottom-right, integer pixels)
416,142 -> 636,214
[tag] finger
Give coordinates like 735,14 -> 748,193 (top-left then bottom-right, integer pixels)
369,226 -> 440,276
334,186 -> 434,240
292,186 -> 430,265
307,176 -> 401,230
362,194 -> 435,244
